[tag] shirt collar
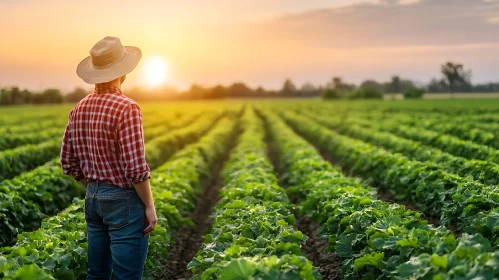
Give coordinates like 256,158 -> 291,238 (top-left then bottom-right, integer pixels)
94,84 -> 123,95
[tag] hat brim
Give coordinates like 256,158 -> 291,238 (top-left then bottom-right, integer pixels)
76,46 -> 142,84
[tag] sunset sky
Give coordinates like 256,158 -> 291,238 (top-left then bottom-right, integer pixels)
1,0 -> 499,92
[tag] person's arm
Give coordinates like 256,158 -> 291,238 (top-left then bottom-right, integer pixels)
134,179 -> 154,207
118,104 -> 156,237
134,179 -> 157,236
60,110 -> 86,185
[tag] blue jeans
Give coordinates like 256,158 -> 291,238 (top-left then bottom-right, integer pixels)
84,180 -> 149,280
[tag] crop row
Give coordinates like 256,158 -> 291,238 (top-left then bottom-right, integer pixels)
146,111 -> 225,169
0,110 -> 201,176
188,108 -> 318,279
0,110 -> 219,186
0,160 -> 84,247
279,111 -> 499,246
0,111 -> 185,151
337,114 -> 499,163
146,114 -> 239,277
262,108 -> 450,278
0,114 -> 239,280
0,111 -> 208,247
143,112 -> 201,142
317,104 -> 499,116
331,110 -> 499,150
303,110 -> 499,186
410,121 -> 499,149
0,141 -> 61,181
265,108 -> 499,279
308,103 -> 499,130
0,112 -> 67,126
0,127 -> 63,152
0,119 -> 67,136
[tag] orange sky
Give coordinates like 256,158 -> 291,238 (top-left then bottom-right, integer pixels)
1,0 -> 499,91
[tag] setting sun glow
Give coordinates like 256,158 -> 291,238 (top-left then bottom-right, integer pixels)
143,57 -> 169,87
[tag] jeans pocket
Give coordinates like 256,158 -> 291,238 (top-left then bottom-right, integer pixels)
84,198 -> 100,224
99,198 -> 130,229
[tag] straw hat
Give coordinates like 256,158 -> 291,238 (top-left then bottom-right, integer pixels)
77,36 -> 142,84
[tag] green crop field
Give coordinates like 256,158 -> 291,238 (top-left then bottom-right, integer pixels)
2,98 -> 499,280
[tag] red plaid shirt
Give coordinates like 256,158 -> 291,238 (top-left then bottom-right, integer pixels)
60,85 -> 150,188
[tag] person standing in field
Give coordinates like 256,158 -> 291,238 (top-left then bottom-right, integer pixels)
60,36 -> 157,280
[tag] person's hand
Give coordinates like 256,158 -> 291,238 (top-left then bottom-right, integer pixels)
143,205 -> 158,237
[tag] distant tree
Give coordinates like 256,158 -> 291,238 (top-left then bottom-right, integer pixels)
281,79 -> 297,95
21,89 -> 33,104
227,82 -> 253,97
0,88 -> 11,105
10,87 -> 24,105
208,85 -> 226,99
399,79 -> 416,92
300,83 -> 319,96
352,88 -> 383,99
427,78 -> 449,93
186,84 -> 206,99
254,86 -> 266,96
301,83 -> 316,92
322,88 -> 340,100
327,76 -> 355,92
66,87 -> 88,103
404,87 -> 425,99
36,88 -> 63,104
386,76 -> 402,93
385,76 -> 416,97
360,80 -> 385,93
441,62 -> 472,97
473,82 -> 499,93
327,76 -> 342,89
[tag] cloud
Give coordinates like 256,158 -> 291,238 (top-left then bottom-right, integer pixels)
488,16 -> 499,23
245,0 -> 499,49
398,0 -> 421,4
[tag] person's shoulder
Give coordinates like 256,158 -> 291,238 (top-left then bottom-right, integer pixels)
112,95 -> 143,118
117,94 -> 141,110
116,96 -> 141,114
118,94 -> 137,105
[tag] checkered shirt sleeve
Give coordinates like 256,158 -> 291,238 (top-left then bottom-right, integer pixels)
118,104 -> 151,183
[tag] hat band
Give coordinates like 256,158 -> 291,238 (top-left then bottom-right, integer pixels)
91,50 -> 128,70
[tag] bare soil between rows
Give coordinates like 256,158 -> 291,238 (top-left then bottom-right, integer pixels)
154,129 -> 239,280
296,215 -> 341,280
263,117 -> 341,279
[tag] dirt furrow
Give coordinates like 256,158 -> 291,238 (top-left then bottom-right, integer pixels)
155,129 -> 239,280
295,215 -> 341,280
264,120 -> 341,279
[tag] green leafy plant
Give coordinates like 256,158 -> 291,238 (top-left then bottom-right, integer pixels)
282,110 -> 499,245
189,108 -> 319,280
0,159 -> 84,247
0,114 -> 240,280
145,111 -> 223,169
0,141 -> 61,181
259,108 -> 457,278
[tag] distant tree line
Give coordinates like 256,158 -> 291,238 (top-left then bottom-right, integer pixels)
0,61 -> 497,105
0,88 -> 66,105
127,79 -> 324,101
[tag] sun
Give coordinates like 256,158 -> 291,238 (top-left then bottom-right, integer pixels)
143,56 -> 170,87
